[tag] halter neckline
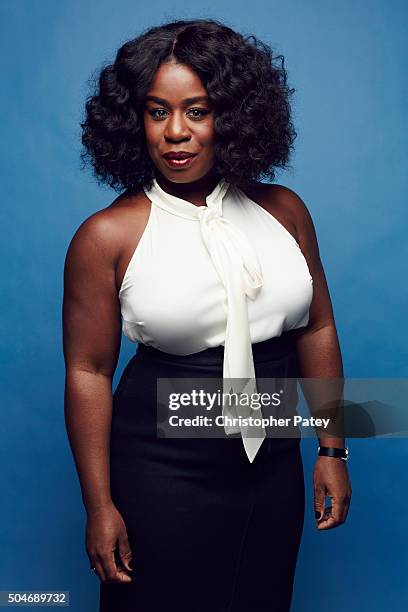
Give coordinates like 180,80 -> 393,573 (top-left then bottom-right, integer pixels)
143,177 -> 231,221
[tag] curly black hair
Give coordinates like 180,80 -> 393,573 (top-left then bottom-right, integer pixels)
80,18 -> 297,193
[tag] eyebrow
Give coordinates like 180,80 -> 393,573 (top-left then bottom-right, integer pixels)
145,95 -> 210,105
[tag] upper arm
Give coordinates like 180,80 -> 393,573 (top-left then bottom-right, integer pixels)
62,211 -> 122,377
266,184 -> 337,332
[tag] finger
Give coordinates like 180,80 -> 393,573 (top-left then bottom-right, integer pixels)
316,509 -> 336,530
92,559 -> 106,582
116,566 -> 133,582
342,497 -> 351,523
339,495 -> 352,523
110,548 -> 133,583
317,515 -> 340,530
314,484 -> 326,521
99,550 -> 131,584
316,505 -> 342,530
331,493 -> 351,525
108,566 -> 133,583
330,496 -> 344,523
118,536 -> 133,572
317,518 -> 336,530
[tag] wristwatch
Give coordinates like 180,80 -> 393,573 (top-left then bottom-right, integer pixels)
318,446 -> 349,463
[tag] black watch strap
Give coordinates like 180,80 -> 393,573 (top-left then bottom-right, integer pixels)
318,446 -> 349,462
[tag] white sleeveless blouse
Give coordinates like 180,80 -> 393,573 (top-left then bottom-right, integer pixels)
118,177 -> 313,462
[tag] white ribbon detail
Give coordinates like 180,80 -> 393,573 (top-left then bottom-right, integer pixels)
145,177 -> 267,462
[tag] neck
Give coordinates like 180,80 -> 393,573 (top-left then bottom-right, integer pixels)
154,168 -> 222,207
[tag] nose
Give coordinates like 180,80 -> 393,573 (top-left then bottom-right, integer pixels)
164,111 -> 191,142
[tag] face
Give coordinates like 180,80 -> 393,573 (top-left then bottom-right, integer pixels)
143,61 -> 216,184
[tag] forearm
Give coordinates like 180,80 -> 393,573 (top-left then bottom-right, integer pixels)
64,369 -> 114,515
295,324 -> 345,448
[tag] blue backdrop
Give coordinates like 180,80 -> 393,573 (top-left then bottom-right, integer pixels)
1,1 -> 407,610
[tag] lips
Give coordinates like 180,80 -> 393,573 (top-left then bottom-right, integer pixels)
162,152 -> 197,160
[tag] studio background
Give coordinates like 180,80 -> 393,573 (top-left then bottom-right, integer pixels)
1,1 -> 407,610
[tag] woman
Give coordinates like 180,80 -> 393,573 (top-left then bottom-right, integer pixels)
63,18 -> 352,612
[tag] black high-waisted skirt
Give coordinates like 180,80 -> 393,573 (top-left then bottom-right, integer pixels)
99,330 -> 305,612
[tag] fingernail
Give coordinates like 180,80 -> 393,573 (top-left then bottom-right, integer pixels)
315,511 -> 322,520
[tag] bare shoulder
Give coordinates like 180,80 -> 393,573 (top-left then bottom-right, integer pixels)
243,181 -> 316,245
241,181 -> 307,244
65,189 -> 151,276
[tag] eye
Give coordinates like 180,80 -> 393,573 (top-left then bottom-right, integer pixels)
147,107 -> 210,121
187,108 -> 210,120
148,108 -> 168,120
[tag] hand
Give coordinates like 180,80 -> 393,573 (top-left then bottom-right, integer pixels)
86,502 -> 133,582
313,456 -> 352,530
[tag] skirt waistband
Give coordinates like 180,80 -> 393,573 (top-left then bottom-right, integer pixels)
135,328 -> 300,366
